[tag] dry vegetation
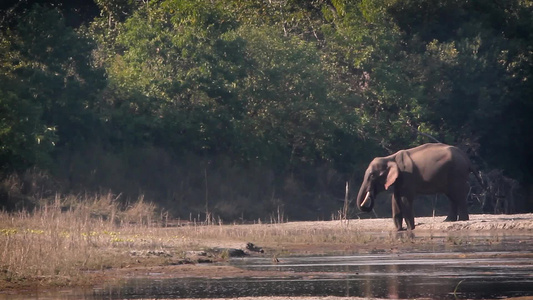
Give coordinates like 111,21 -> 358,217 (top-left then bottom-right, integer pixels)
0,194 -> 165,287
1,193 -> 532,290
0,195 -> 375,289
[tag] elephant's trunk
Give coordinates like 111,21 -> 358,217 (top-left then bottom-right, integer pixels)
356,182 -> 374,212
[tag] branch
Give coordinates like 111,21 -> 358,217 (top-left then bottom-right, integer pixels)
406,122 -> 441,143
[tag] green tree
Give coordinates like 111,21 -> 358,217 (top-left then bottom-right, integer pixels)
0,74 -> 54,170
385,0 -> 533,185
101,0 -> 244,152
102,0 -> 357,168
0,5 -> 104,170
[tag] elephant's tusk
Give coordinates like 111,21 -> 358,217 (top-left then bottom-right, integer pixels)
361,191 -> 372,207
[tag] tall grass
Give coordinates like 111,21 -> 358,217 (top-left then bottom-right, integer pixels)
0,193 -> 160,286
0,191 -> 405,288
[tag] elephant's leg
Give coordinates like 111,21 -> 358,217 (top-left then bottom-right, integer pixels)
401,196 -> 415,230
456,182 -> 470,221
458,201 -> 469,221
444,201 -> 458,222
445,181 -> 470,222
391,194 -> 404,231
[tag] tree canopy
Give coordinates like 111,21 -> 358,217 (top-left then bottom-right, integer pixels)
1,0 -> 532,219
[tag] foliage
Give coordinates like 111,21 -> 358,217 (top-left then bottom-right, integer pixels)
0,5 -> 104,170
0,0 -> 532,218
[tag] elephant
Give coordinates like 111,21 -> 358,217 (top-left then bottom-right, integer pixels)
355,143 -> 481,231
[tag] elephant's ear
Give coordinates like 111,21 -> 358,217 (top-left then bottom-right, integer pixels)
385,162 -> 398,190
395,150 -> 413,172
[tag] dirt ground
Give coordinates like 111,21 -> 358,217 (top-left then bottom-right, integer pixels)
192,213 -> 533,251
277,213 -> 533,232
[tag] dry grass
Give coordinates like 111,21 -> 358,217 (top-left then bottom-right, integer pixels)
185,222 -> 377,248
2,192 -> 532,290
0,193 -> 168,287
0,193 -> 380,288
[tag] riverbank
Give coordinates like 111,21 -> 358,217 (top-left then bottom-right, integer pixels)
1,212 -> 532,292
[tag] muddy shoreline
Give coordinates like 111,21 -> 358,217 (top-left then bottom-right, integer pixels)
102,214 -> 533,278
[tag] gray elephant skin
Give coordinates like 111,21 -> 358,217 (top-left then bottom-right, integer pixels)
356,143 -> 480,230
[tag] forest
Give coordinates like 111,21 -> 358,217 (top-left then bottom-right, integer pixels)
0,0 -> 532,222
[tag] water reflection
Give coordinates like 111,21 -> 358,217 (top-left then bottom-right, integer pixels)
0,289 -> 98,300
101,270 -> 532,300
92,248 -> 533,300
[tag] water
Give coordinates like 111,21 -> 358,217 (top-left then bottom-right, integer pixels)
2,235 -> 532,299
227,252 -> 533,299
103,250 -> 532,299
